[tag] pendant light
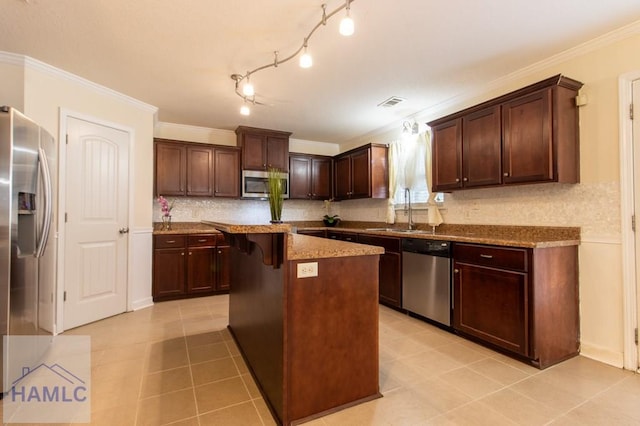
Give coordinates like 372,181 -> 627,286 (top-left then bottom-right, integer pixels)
339,0 -> 354,36
299,39 -> 312,68
242,74 -> 254,97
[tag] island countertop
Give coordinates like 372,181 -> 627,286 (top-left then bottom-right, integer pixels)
287,233 -> 383,260
202,220 -> 383,260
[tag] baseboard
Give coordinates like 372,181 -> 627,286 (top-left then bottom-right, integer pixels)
580,342 -> 624,368
131,297 -> 154,311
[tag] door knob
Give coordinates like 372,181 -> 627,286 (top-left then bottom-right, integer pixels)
119,227 -> 129,234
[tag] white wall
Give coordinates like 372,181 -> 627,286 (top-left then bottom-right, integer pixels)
0,56 -> 25,111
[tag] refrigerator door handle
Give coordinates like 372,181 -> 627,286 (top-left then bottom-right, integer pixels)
36,146 -> 53,258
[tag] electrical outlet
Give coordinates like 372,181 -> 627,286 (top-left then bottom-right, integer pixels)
297,262 -> 318,278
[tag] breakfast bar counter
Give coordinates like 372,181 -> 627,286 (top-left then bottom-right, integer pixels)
204,220 -> 383,426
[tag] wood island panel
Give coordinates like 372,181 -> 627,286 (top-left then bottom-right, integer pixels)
286,255 -> 380,422
222,229 -> 381,425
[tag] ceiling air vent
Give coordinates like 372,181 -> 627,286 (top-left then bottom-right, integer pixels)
377,96 -> 406,108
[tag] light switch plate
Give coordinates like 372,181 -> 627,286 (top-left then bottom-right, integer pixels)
297,262 -> 318,278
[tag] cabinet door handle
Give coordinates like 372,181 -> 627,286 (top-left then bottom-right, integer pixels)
463,177 -> 468,182
503,172 -> 510,177
198,239 -> 207,242
189,252 -> 192,256
166,240 -> 176,244
480,254 -> 493,259
455,178 -> 460,182
181,252 -> 185,256
454,268 -> 459,273
218,250 -> 222,254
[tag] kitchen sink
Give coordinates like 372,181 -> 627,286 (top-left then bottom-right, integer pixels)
391,229 -> 434,234
364,228 -> 434,235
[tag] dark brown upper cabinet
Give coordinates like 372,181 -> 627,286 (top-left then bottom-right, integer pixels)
334,144 -> 388,201
429,75 -> 583,192
289,154 -> 332,200
236,126 -> 292,172
154,139 -> 240,198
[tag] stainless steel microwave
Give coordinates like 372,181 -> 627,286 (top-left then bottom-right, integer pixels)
241,170 -> 289,199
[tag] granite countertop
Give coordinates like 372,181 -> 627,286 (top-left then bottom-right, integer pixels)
200,220 -> 292,234
153,221 -> 221,235
153,220 -> 580,249
197,220 -> 382,260
288,233 -> 384,260
293,221 -> 580,249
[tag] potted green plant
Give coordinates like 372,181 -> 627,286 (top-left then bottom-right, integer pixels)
323,199 -> 340,227
268,167 -> 284,223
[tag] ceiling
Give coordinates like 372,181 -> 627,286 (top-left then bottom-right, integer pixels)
2,0 -> 640,144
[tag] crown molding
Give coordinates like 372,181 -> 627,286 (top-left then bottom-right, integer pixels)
154,121 -> 236,145
351,19 -> 640,145
0,51 -> 158,115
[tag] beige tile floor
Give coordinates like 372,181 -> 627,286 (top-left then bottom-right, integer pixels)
6,294 -> 639,425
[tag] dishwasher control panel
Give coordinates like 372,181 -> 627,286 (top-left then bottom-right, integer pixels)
401,239 -> 451,257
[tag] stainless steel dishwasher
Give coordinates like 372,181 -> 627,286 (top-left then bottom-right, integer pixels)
402,238 -> 452,326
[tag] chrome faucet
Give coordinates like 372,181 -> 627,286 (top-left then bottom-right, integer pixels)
404,187 -> 414,230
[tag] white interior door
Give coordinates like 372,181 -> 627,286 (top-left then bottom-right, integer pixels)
63,117 -> 129,330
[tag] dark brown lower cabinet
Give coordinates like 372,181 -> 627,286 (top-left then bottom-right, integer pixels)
358,234 -> 402,309
453,242 -> 579,369
215,244 -> 230,291
454,262 -> 528,356
153,233 -> 230,301
187,246 -> 216,294
153,246 -> 186,299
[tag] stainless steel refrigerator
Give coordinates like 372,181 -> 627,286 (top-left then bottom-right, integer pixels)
0,106 -> 56,394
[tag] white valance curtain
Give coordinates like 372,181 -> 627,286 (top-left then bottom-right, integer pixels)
386,129 -> 443,226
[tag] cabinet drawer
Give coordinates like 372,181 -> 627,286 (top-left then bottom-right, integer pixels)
155,235 -> 186,249
358,235 -> 401,253
327,231 -> 358,242
187,234 -> 218,247
454,243 -> 528,272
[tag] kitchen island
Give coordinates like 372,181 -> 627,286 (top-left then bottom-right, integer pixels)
203,221 -> 383,426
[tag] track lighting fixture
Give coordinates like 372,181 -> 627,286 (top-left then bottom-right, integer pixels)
231,0 -> 356,114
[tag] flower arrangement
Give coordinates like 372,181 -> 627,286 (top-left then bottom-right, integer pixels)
323,199 -> 340,226
157,196 -> 174,230
157,195 -> 174,217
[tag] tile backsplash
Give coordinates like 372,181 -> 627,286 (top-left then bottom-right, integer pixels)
153,181 -> 618,238
153,198 -> 333,224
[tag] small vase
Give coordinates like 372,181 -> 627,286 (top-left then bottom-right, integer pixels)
162,215 -> 172,230
270,220 -> 283,224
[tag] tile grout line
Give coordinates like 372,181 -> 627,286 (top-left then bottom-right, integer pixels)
181,307 -> 203,426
